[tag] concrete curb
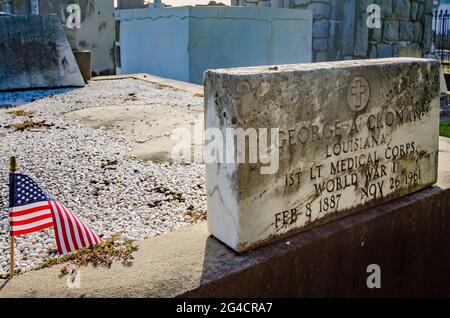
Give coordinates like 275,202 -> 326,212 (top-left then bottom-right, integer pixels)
92,73 -> 204,96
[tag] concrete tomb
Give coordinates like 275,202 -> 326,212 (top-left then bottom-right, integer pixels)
205,58 -> 440,252
115,6 -> 312,84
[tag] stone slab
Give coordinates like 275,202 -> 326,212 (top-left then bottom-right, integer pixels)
0,15 -> 85,91
64,104 -> 203,163
205,58 -> 440,252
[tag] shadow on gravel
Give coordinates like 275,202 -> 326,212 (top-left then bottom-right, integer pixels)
0,87 -> 78,108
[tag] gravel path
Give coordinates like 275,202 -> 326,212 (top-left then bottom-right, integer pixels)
0,79 -> 206,278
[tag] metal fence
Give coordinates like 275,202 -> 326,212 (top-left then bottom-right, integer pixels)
433,9 -> 450,70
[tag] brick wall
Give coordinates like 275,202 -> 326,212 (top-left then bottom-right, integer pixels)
231,0 -> 434,62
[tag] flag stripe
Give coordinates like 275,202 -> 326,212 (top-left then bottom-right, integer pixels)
62,203 -> 81,251
81,220 -> 94,246
10,203 -> 51,217
59,202 -> 77,252
89,227 -> 100,244
57,202 -> 75,251
87,225 -> 98,244
11,218 -> 54,232
50,201 -> 67,255
93,229 -> 101,244
10,213 -> 53,226
91,231 -> 100,244
87,222 -> 98,245
11,221 -> 54,236
69,205 -> 87,247
11,201 -> 50,212
9,209 -> 52,222
55,201 -> 74,253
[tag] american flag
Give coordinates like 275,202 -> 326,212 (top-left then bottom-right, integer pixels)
9,173 -> 102,255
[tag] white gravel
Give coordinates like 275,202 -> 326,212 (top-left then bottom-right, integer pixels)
0,79 -> 206,278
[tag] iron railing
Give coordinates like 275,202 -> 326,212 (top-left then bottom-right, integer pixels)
433,9 -> 450,69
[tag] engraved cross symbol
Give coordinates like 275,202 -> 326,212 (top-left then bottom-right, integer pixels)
347,76 -> 370,112
351,79 -> 366,108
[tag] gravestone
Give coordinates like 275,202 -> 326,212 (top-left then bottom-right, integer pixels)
205,58 -> 440,252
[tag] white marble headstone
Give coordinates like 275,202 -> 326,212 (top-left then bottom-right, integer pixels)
205,58 -> 440,252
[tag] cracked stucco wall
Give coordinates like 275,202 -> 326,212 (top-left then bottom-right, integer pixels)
39,0 -> 116,76
115,6 -> 312,84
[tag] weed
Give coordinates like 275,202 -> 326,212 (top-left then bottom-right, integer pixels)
41,236 -> 138,277
440,122 -> 450,138
186,207 -> 207,222
6,120 -> 52,131
7,110 -> 33,117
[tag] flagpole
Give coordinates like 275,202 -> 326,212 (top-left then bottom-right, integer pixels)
9,156 -> 16,279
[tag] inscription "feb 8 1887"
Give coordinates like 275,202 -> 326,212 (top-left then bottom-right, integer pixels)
205,58 -> 440,252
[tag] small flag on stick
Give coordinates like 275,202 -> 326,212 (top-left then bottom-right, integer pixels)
8,159 -> 102,263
